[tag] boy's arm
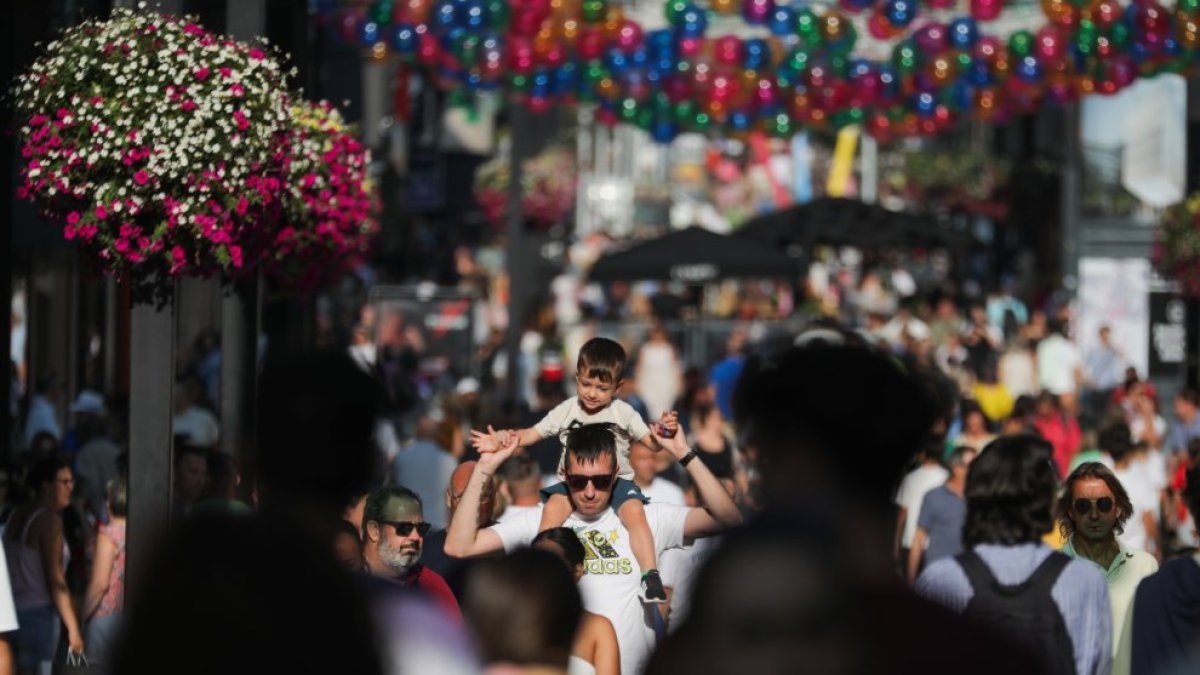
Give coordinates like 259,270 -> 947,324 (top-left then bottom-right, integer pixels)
648,428 -> 742,538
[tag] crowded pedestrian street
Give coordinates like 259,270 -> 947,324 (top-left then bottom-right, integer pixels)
4,0 -> 1200,673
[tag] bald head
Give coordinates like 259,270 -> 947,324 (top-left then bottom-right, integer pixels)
447,461 -> 496,527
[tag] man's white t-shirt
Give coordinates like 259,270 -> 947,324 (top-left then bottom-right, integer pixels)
1037,334 -> 1081,396
490,503 -> 691,675
895,464 -> 949,548
496,503 -> 540,525
534,397 -> 651,481
1114,464 -> 1159,552
641,477 -> 685,506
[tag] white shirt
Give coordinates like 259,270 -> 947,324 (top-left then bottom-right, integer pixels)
496,504 -> 539,525
490,503 -> 691,675
0,550 -> 18,632
1114,465 -> 1158,553
1037,334 -> 1082,396
641,477 -> 685,506
895,464 -> 950,548
659,536 -> 718,631
173,406 -> 220,447
534,397 -> 651,481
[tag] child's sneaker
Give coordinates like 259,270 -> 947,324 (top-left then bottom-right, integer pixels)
640,569 -> 667,604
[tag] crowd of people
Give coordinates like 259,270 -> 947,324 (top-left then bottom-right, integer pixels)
2,280 -> 1200,675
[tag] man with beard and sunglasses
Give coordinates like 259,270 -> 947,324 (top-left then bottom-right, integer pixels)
1057,462 -> 1158,654
446,422 -> 742,675
362,486 -> 462,622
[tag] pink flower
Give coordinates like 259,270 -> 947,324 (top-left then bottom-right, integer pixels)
235,196 -> 248,216
194,67 -> 210,81
172,246 -> 186,262
230,83 -> 245,97
184,23 -> 204,35
233,110 -> 250,131
114,238 -> 129,253
119,223 -> 136,238
229,245 -> 244,268
249,48 -> 264,60
134,170 -> 150,186
95,205 -> 108,220
67,212 -> 80,225
219,67 -> 232,79
63,225 -> 77,240
181,100 -> 196,112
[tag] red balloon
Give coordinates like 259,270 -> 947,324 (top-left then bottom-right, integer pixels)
577,27 -> 604,59
1089,0 -> 1121,29
1035,26 -> 1065,60
867,13 -> 897,40
714,35 -> 742,66
970,0 -> 1003,21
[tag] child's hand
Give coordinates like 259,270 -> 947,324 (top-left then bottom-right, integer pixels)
655,411 -> 679,439
651,419 -> 688,458
477,426 -> 517,474
470,427 -> 507,454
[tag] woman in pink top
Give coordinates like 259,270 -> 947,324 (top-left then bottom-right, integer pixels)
82,476 -> 127,667
1032,392 -> 1082,478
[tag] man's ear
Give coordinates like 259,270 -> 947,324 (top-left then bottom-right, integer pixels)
365,520 -> 381,544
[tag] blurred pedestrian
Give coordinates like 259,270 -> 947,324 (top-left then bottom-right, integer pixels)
81,476 -> 127,669
907,446 -> 975,584
533,528 -> 620,675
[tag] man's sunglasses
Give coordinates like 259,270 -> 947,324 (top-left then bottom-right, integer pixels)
565,473 -> 616,491
1073,497 -> 1114,516
381,521 -> 432,537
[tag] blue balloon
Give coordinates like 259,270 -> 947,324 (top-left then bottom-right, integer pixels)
729,110 -> 752,131
947,18 -> 978,51
884,0 -> 916,29
847,58 -> 873,80
676,4 -> 707,38
360,21 -> 381,46
651,120 -> 678,143
949,81 -> 974,110
463,0 -> 487,29
913,91 -> 937,118
441,27 -> 467,51
877,66 -> 899,101
606,49 -> 631,74
434,2 -> 457,31
769,6 -> 796,37
967,61 -> 992,86
744,38 -> 770,69
630,46 -> 649,68
648,29 -> 674,53
464,70 -> 483,87
553,64 -> 578,95
1164,36 -> 1182,57
1015,55 -> 1043,83
392,23 -> 417,54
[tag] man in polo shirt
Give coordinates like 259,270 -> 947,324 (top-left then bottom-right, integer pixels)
1056,462 -> 1158,653
446,422 -> 742,675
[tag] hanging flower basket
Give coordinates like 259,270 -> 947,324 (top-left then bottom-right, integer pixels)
1155,194 -> 1200,298
268,100 -> 379,291
474,145 -> 577,230
13,7 -> 292,302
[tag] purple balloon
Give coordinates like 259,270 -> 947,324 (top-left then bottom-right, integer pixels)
914,22 -> 948,55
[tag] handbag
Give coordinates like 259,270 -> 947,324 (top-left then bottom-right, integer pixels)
51,650 -> 90,675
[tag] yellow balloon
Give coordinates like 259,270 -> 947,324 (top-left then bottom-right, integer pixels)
560,18 -> 580,42
711,0 -> 737,14
603,6 -> 624,38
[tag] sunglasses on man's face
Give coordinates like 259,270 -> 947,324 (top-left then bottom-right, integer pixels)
381,521 -> 432,537
1073,497 -> 1114,516
565,473 -> 616,491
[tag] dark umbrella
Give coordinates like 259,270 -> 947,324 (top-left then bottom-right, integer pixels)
735,197 -> 971,252
588,226 -> 798,283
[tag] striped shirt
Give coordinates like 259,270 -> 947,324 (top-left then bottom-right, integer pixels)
916,543 -> 1113,675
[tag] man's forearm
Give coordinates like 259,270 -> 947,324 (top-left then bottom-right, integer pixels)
445,467 -> 490,558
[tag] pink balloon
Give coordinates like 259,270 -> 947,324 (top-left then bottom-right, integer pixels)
615,19 -> 644,53
754,77 -> 777,107
1035,26 -> 1064,61
914,23 -> 947,54
507,36 -> 535,73
855,72 -> 881,105
926,0 -> 954,8
714,35 -> 742,66
527,97 -> 553,114
577,28 -> 604,60
417,31 -> 440,64
678,37 -> 704,59
969,0 -> 1003,22
665,77 -> 692,102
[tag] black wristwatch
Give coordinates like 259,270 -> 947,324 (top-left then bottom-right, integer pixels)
680,449 -> 698,467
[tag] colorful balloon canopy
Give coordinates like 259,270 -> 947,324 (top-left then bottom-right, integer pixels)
315,0 -> 1200,141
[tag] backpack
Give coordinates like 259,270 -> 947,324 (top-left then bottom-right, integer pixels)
956,549 -> 1077,675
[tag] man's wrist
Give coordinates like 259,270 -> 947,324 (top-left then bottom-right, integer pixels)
679,448 -> 698,467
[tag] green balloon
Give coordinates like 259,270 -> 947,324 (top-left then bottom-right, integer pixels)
1075,20 -> 1097,56
585,60 -> 607,84
1008,30 -> 1034,58
692,110 -> 712,131
828,21 -> 857,57
458,34 -> 481,65
770,112 -> 792,137
1110,22 -> 1131,49
886,105 -> 907,122
510,74 -> 530,91
665,0 -> 688,23
636,107 -> 654,131
786,49 -> 811,77
582,0 -> 606,24
673,100 -> 696,125
619,98 -> 639,121
844,107 -> 865,126
652,92 -> 672,114
956,52 -> 973,70
487,0 -> 509,31
830,55 -> 848,77
372,0 -> 394,25
1181,0 -> 1200,14
794,9 -> 823,49
893,41 -> 917,75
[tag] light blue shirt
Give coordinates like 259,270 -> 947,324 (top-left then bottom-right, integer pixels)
917,542 -> 1113,675
391,440 -> 457,530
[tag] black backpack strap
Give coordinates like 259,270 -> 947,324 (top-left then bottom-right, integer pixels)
1025,551 -> 1072,595
955,549 -> 998,592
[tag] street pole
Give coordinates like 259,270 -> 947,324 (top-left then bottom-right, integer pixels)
504,100 -> 527,409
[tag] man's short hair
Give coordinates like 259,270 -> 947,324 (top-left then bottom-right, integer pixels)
946,446 -> 975,469
576,338 -> 626,385
362,486 -> 422,537
963,435 -> 1057,547
1097,421 -> 1133,464
1178,388 -> 1200,407
1056,462 -> 1133,540
564,424 -> 618,467
502,454 -> 540,484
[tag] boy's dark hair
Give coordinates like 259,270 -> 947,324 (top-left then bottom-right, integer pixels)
28,456 -> 71,492
1097,421 -> 1133,463
576,338 -> 627,385
963,435 -> 1058,547
532,527 -> 587,568
565,424 -> 618,466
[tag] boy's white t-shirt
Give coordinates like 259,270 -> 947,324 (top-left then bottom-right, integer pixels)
533,396 -> 651,481
490,503 -> 690,675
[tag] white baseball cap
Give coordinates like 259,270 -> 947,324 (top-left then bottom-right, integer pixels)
69,390 -> 107,416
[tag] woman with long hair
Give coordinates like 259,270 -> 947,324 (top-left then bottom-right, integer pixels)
530,529 -> 619,675
82,476 -> 128,668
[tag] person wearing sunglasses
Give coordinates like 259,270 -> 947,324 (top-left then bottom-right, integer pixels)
1057,461 -> 1158,655
362,485 -> 462,623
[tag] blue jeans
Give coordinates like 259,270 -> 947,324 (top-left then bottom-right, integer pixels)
85,612 -> 122,667
14,604 -> 55,672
